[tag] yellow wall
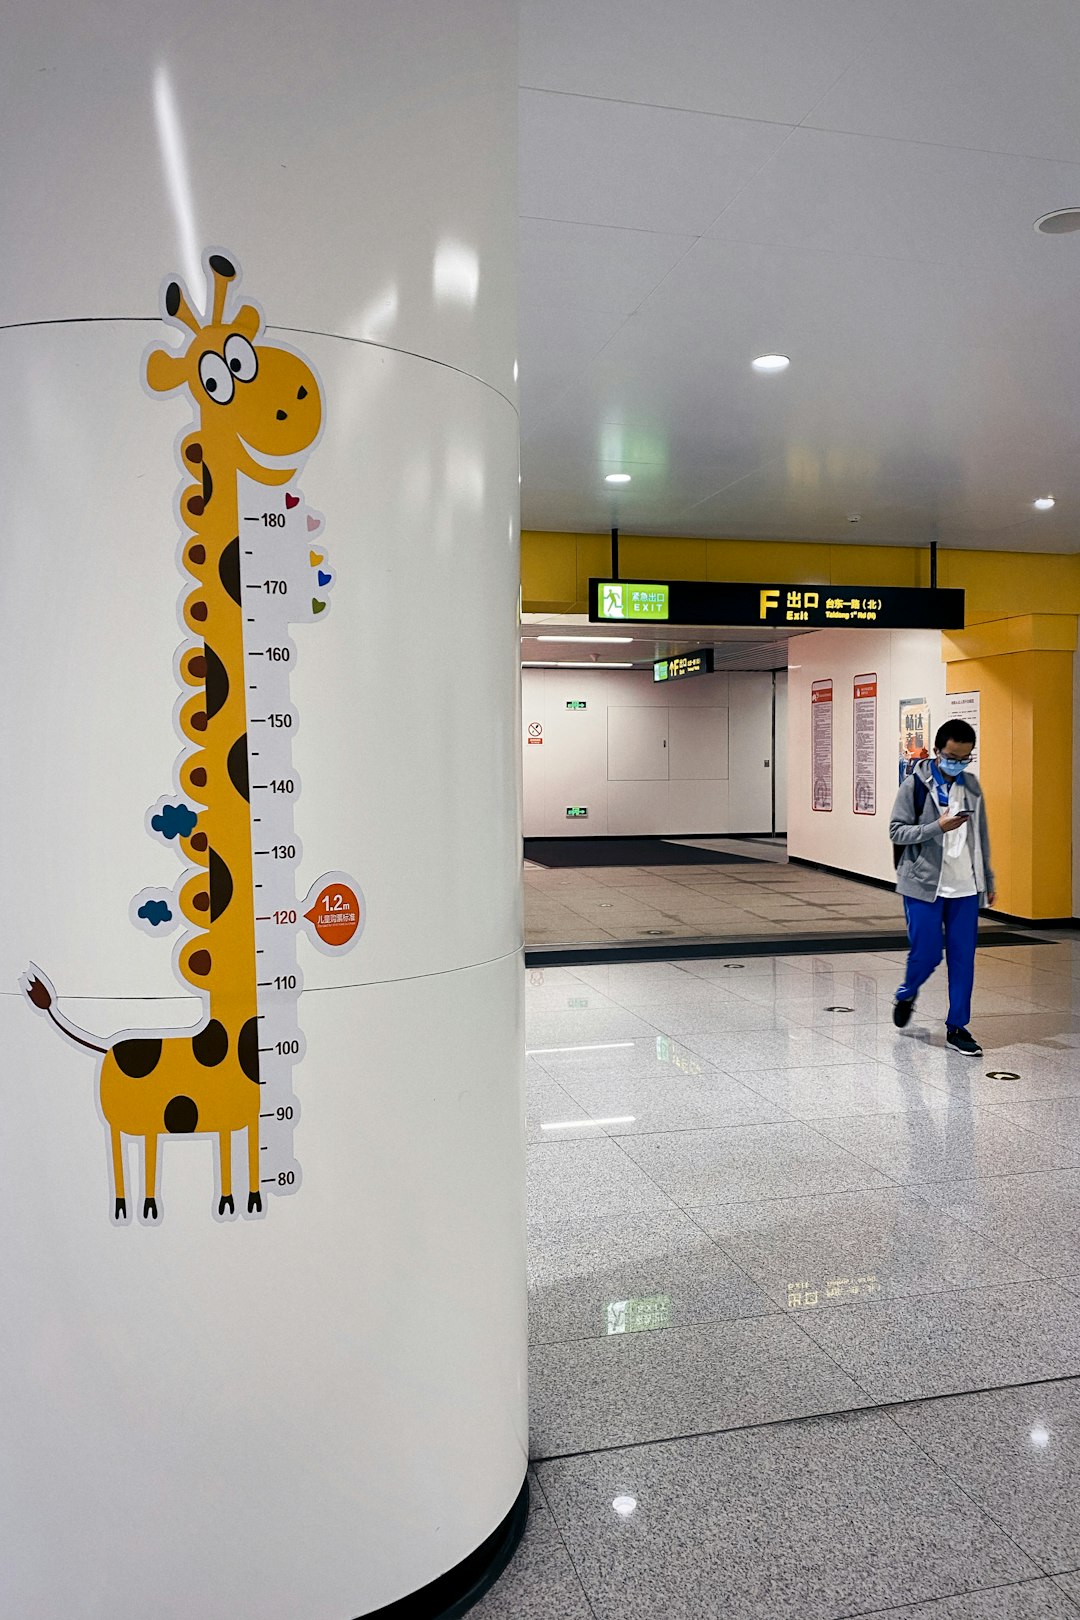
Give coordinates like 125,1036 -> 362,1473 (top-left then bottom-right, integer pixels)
522,530 -> 1080,918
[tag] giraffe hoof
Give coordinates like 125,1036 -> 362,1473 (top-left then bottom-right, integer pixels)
114,1198 -> 127,1221
247,1191 -> 263,1214
143,1197 -> 159,1221
218,1195 -> 235,1216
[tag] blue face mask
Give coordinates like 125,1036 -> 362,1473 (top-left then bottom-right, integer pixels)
936,756 -> 967,778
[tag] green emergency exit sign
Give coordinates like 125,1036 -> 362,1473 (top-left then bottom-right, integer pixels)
566,806 -> 588,819
596,581 -> 670,621
566,700 -> 587,710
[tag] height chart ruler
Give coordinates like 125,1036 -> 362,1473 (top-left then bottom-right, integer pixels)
238,473 -> 363,1200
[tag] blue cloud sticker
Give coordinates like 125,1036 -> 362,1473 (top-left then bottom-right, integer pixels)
151,803 -> 198,841
137,899 -> 174,927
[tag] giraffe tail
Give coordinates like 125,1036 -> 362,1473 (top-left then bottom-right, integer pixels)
20,965 -> 108,1055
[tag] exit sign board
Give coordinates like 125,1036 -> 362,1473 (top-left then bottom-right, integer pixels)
566,700 -> 587,710
590,579 -> 964,630
565,806 -> 588,819
654,649 -> 714,682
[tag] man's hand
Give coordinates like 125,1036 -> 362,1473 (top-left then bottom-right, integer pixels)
938,813 -> 969,832
987,891 -> 997,907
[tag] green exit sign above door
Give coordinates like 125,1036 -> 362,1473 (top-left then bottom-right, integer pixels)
566,806 -> 588,819
566,700 -> 587,710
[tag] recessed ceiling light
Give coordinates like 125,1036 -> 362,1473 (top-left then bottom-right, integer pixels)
535,635 -> 634,644
605,472 -> 632,483
1033,496 -> 1056,510
752,354 -> 790,373
522,660 -> 635,669
1034,209 -> 1080,234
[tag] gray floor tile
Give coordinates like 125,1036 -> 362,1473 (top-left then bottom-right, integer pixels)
795,1282 -> 1080,1402
891,1380 -> 1080,1575
742,1061 -> 952,1120
525,1007 -> 663,1047
927,1057 -> 1080,1106
529,1033 -> 706,1080
557,1072 -> 788,1135
537,1409 -> 1036,1620
677,1026 -> 860,1070
470,1492 -> 594,1620
526,1139 -> 676,1225
627,997 -> 799,1036
866,1580 -> 1080,1618
813,1107 -> 1078,1185
1055,1573 -> 1080,1609
908,1170 -> 1080,1280
988,1098 -> 1080,1160
530,1315 -> 871,1456
527,1208 -> 777,1346
526,1079 -> 599,1143
618,1120 -> 892,1206
696,1187 -> 1038,1310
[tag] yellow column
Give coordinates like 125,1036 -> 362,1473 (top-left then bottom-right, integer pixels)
942,615 -> 1076,919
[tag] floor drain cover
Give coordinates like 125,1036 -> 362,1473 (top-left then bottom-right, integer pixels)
723,963 -> 746,970
641,929 -> 674,937
986,1070 -> 1021,1081
825,1005 -> 854,1013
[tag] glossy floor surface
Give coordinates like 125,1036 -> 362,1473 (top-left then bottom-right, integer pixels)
477,937 -> 1080,1619
525,846 -> 911,947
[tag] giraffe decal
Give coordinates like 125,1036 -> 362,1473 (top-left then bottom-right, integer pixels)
22,251 -> 363,1225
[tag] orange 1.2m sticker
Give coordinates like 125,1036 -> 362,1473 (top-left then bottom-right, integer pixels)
300,872 -> 365,955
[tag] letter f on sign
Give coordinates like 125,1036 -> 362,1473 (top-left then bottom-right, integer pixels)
760,589 -> 780,619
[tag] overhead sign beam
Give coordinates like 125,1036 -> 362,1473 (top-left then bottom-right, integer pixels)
591,579 -> 965,630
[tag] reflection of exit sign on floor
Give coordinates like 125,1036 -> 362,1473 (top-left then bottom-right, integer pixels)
566,806 -> 588,818
566,700 -> 587,710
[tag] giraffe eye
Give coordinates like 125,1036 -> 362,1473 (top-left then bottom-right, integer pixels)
223,334 -> 258,383
198,352 -> 234,405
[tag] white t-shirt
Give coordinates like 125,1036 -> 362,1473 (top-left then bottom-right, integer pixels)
936,781 -> 977,899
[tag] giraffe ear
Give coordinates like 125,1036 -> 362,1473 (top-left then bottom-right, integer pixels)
234,304 -> 261,340
145,347 -> 189,393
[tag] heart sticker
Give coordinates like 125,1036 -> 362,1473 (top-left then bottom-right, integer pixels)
306,513 -> 322,532
309,551 -> 324,567
312,598 -> 327,614
318,570 -> 332,587
285,493 -> 300,510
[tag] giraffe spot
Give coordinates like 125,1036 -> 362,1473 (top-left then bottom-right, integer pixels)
209,254 -> 236,279
188,542 -> 206,566
189,710 -> 208,733
192,1020 -> 228,1067
190,831 -> 208,853
185,442 -> 203,464
218,537 -> 241,605
238,1017 -> 261,1084
113,1037 -> 162,1079
209,848 -> 234,919
276,410 -> 288,421
204,643 -> 229,719
193,891 -> 209,912
190,766 -> 207,789
165,281 -> 182,316
164,1095 -> 199,1134
297,386 -> 308,400
201,461 -> 213,505
188,949 -> 212,977
187,495 -> 205,518
190,600 -> 208,623
188,653 -> 207,680
227,734 -> 250,802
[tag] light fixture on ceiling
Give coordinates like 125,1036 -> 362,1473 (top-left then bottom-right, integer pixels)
522,660 -> 635,669
752,354 -> 790,373
535,635 -> 634,644
1033,495 -> 1056,510
1034,209 -> 1080,234
605,472 -> 632,483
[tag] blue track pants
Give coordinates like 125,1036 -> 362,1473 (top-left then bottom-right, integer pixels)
897,894 -> 980,1029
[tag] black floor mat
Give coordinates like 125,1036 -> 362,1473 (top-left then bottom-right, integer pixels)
525,837 -> 759,868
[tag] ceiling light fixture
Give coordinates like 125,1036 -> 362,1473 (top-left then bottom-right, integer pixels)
605,472 -> 632,483
1033,496 -> 1056,510
535,635 -> 634,644
522,660 -> 635,669
1034,209 -> 1080,234
752,354 -> 790,373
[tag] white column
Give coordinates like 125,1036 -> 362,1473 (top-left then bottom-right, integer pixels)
0,3 -> 525,1616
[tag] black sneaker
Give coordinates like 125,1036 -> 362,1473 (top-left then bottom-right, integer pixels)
893,997 -> 915,1029
947,1026 -> 983,1056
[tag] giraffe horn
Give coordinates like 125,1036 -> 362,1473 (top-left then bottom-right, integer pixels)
208,253 -> 238,327
164,278 -> 202,336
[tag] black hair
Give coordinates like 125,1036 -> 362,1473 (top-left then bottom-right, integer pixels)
935,719 -> 976,750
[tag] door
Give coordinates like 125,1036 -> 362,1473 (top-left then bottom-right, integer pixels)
728,673 -> 773,832
607,707 -> 669,781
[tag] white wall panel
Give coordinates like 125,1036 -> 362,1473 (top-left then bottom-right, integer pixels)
608,706 -> 670,781
669,706 -> 729,781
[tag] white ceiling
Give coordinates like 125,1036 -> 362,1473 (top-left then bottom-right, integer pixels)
521,613 -> 807,671
518,0 -> 1080,551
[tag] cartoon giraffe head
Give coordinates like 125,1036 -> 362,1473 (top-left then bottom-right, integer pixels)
145,253 -> 322,487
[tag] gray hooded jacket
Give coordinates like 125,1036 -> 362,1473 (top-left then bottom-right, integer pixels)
890,759 -> 994,903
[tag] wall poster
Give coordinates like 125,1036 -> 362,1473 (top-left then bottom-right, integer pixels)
945,690 -> 980,773
21,251 -> 363,1227
811,679 -> 833,812
899,696 -> 931,784
853,673 -> 877,815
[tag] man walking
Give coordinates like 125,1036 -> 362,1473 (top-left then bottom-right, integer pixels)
890,718 -> 995,1055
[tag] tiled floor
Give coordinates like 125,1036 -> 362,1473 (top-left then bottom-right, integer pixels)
525,844 -> 916,947
476,937 -> 1080,1620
